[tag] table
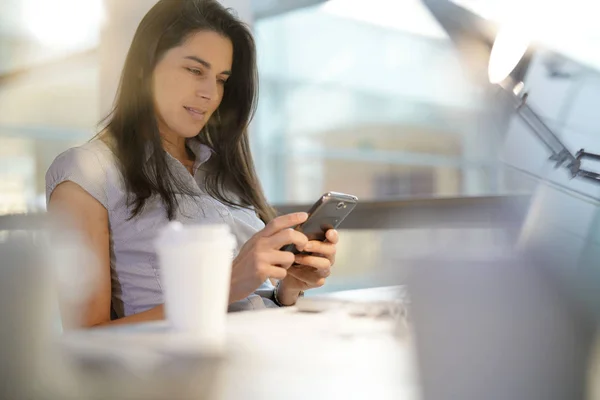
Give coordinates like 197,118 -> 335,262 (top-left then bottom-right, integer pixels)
54,287 -> 420,400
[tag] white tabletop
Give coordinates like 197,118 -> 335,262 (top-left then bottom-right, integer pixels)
55,288 -> 419,400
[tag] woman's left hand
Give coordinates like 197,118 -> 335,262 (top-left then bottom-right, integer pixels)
277,229 -> 339,306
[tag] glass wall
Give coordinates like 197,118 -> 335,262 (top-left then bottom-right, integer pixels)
252,0 -> 532,204
3,0 -> 598,215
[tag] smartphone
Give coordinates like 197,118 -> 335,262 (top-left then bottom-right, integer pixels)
281,192 -> 358,254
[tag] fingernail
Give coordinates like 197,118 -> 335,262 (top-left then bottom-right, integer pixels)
304,243 -> 313,251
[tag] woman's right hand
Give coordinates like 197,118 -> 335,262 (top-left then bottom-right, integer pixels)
228,212 -> 309,304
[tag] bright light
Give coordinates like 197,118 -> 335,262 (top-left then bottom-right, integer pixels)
488,26 -> 529,83
21,0 -> 105,50
321,0 -> 448,39
512,81 -> 525,95
452,0 -> 600,72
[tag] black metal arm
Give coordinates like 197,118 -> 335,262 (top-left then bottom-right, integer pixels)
574,150 -> 600,183
506,87 -> 600,185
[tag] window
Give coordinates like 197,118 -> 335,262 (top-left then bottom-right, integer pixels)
252,0 -> 526,203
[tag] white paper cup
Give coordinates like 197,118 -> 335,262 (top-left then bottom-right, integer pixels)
155,222 -> 235,350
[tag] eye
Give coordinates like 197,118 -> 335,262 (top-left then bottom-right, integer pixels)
217,77 -> 228,85
186,67 -> 202,76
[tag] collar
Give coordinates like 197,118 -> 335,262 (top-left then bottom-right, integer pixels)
144,137 -> 214,167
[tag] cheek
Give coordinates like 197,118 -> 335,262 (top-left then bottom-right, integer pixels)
158,89 -> 192,128
154,70 -> 186,105
152,75 -> 175,117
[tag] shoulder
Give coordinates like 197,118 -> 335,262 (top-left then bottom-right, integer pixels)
59,139 -> 115,166
45,138 -> 118,208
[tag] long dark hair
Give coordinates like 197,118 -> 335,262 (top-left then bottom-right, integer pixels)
101,0 -> 274,223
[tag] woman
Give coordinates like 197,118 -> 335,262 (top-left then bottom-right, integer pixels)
46,0 -> 338,327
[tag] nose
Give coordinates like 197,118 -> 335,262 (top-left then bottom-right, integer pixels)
195,79 -> 218,102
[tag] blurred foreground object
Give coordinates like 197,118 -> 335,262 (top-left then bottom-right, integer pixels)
0,214 -> 58,399
488,24 -> 600,399
420,3 -> 600,398
409,249 -> 594,400
0,212 -> 99,398
0,212 -> 103,398
0,213 -> 225,399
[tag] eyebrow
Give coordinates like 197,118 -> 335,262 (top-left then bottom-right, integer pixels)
184,55 -> 231,75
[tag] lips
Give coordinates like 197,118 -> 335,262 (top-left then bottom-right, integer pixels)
184,106 -> 206,121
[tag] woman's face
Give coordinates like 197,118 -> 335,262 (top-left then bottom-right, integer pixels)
152,30 -> 233,140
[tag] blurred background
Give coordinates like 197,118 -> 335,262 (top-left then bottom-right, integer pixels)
0,0 -> 527,213
2,0 -> 600,293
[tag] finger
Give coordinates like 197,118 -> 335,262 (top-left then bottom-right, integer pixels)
261,212 -> 308,237
294,254 -> 331,270
325,229 -> 339,244
266,250 -> 296,269
264,265 -> 287,280
268,229 -> 309,252
313,252 -> 336,267
288,266 -> 327,287
319,267 -> 332,278
304,240 -> 336,257
295,265 -> 332,278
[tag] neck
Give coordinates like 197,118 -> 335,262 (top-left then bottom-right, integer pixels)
160,134 -> 189,162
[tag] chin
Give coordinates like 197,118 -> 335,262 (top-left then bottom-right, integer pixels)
184,130 -> 202,138
178,125 -> 205,138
